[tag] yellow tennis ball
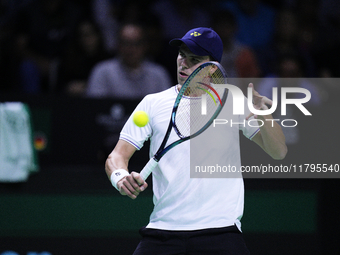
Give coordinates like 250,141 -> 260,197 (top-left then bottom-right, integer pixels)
133,111 -> 149,127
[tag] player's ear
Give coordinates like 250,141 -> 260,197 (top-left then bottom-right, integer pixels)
209,64 -> 218,75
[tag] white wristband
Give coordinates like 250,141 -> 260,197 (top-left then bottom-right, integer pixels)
110,169 -> 129,190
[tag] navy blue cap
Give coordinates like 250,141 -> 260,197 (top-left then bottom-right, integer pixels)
169,27 -> 223,63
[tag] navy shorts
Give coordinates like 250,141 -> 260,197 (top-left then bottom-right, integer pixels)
133,225 -> 250,255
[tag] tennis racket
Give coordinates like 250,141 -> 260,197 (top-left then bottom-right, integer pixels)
140,61 -> 228,180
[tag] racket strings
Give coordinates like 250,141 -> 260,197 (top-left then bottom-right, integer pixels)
175,64 -> 227,137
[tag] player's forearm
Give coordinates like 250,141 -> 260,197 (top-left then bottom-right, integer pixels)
105,153 -> 128,178
257,115 -> 287,160
105,140 -> 137,178
105,143 -> 147,198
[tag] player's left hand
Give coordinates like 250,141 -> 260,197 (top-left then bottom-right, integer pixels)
246,83 -> 273,120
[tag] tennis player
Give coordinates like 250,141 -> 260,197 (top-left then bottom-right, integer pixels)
105,27 -> 287,254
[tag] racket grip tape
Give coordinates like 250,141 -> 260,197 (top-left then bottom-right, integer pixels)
140,157 -> 158,180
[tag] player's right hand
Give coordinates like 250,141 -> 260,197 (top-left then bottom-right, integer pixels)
117,171 -> 148,199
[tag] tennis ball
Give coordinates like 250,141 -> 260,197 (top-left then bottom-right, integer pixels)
133,111 -> 149,127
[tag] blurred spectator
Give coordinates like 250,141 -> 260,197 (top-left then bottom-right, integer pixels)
86,23 -> 172,99
12,0 -> 83,94
218,0 -> 277,54
212,9 -> 261,94
258,54 -> 322,103
257,9 -> 317,77
141,10 -> 178,85
91,0 -> 121,54
114,0 -> 175,72
149,0 -> 213,83
92,0 -> 179,84
295,0 -> 320,53
151,0 -> 211,40
256,54 -> 323,145
91,0 -> 176,71
57,19 -> 112,96
0,0 -> 34,93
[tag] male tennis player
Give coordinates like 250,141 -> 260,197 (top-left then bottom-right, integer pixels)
105,27 -> 287,254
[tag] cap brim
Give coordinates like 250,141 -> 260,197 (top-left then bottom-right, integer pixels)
169,38 -> 182,47
169,38 -> 210,57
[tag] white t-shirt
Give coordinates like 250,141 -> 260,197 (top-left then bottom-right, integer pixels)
120,85 -> 259,231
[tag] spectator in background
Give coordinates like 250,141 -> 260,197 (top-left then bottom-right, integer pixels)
212,9 -> 261,94
257,9 -> 317,77
116,0 -> 197,85
0,0 -> 29,93
86,22 -> 172,99
91,0 -> 157,55
57,19 -> 112,96
91,0 -> 177,83
110,0 -> 177,83
295,0 -> 320,56
256,53 -> 322,146
12,0 -> 83,94
141,10 -> 178,85
218,0 -> 276,56
0,1 -> 33,92
151,0 -> 211,40
91,0 -> 121,54
258,53 -> 322,106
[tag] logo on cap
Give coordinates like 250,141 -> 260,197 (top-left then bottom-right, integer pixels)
190,32 -> 201,37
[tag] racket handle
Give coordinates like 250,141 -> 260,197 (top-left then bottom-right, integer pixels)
140,157 -> 158,180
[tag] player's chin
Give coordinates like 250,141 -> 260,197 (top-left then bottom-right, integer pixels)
177,76 -> 186,85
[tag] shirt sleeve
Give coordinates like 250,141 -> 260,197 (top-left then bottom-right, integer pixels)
119,95 -> 153,150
